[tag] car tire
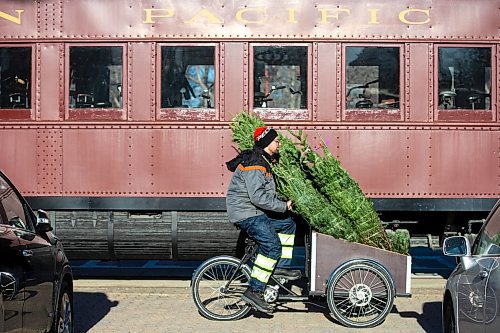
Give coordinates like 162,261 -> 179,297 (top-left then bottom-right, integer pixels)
443,300 -> 456,333
50,280 -> 74,333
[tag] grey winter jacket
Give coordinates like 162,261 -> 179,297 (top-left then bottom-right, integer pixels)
226,153 -> 287,223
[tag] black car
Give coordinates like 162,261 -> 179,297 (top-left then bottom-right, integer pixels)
0,170 -> 73,333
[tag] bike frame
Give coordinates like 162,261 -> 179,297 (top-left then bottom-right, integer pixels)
223,222 -> 314,302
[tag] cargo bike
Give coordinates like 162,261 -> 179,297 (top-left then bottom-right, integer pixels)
191,228 -> 411,328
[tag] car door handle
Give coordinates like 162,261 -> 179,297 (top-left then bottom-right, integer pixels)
479,270 -> 489,279
22,250 -> 34,258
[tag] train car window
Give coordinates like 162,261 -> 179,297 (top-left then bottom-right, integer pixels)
253,46 -> 308,109
345,47 -> 400,110
161,46 -> 215,109
438,47 -> 491,110
0,47 -> 31,109
69,46 -> 123,109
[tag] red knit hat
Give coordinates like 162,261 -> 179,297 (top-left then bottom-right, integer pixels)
253,126 -> 278,148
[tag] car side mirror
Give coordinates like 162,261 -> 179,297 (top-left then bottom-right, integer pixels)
0,272 -> 17,301
35,209 -> 53,233
443,236 -> 471,257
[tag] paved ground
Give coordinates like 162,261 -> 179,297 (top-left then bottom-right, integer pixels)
73,276 -> 446,333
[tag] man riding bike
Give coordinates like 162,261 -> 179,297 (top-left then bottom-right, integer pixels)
226,126 -> 301,313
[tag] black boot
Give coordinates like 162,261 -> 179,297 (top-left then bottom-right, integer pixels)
241,288 -> 273,313
273,267 -> 302,281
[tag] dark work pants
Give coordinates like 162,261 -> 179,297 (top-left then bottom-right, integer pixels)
235,214 -> 296,292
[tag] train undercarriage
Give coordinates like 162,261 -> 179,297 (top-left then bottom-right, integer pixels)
26,197 -> 495,263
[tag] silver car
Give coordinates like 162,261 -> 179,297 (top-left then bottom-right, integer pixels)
442,200 -> 500,333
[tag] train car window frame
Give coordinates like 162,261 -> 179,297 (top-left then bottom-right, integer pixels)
342,44 -> 404,122
65,43 -> 127,121
434,44 -> 496,122
157,43 -> 219,121
250,43 -> 312,121
0,45 -> 34,121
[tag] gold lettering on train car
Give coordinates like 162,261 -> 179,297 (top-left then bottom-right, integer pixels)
0,9 -> 23,25
318,8 -> 351,24
185,8 -> 223,24
287,8 -> 297,23
368,8 -> 380,24
143,8 -> 174,24
398,8 -> 430,25
235,7 -> 267,25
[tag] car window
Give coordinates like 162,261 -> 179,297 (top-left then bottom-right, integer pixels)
473,204 -> 500,256
0,175 -> 32,231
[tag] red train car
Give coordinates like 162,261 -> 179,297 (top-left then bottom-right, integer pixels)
0,0 -> 498,261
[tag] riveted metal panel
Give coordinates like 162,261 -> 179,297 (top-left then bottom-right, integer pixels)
429,129 -> 500,196
221,127 -> 237,188
332,129 -> 409,196
39,43 -> 63,121
2,1 -> 500,41
62,0 -> 139,39
129,42 -> 155,121
219,42 -> 226,121
38,0 -> 63,39
35,43 -> 41,120
0,129 -> 37,194
36,129 -> 63,194
150,43 -> 157,120
150,128 -> 226,196
0,1 -> 37,39
497,45 -> 500,122
243,43 -> 249,112
222,43 -> 245,121
316,43 -> 338,122
312,43 -> 319,122
62,129 -> 132,194
408,43 -> 431,122
427,43 -> 435,121
406,130 -> 432,195
126,129 -> 155,194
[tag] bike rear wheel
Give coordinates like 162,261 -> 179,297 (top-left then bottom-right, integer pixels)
192,256 -> 251,321
327,259 -> 395,328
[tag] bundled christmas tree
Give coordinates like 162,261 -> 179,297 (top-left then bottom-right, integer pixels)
229,112 -> 409,254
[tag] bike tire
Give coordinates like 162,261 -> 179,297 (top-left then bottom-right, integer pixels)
192,256 -> 251,321
326,259 -> 395,328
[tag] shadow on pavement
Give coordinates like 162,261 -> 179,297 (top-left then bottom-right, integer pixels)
74,292 -> 119,333
397,301 -> 442,333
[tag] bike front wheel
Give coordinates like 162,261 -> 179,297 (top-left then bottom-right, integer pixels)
192,256 -> 252,321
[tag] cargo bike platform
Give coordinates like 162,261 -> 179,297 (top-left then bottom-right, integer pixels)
191,230 -> 411,328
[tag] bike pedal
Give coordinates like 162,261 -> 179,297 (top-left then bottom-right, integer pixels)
250,304 -> 274,314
